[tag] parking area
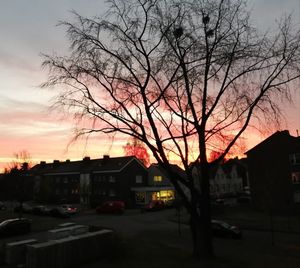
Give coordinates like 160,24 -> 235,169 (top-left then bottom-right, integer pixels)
1,203 -> 300,267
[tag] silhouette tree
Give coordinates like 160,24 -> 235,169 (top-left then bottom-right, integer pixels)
6,150 -> 33,171
42,0 -> 300,259
123,137 -> 150,167
3,150 -> 34,210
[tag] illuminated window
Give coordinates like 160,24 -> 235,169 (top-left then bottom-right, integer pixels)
135,192 -> 145,203
154,176 -> 162,182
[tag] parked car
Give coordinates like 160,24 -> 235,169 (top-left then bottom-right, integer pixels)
141,200 -> 165,212
96,201 -> 125,214
50,204 -> 78,218
32,205 -> 51,215
211,220 -> 242,239
164,199 -> 177,209
14,203 -> 33,214
0,218 -> 31,237
60,204 -> 78,215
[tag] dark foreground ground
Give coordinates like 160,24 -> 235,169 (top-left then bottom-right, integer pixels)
81,206 -> 300,268
80,230 -> 300,268
1,204 -> 300,268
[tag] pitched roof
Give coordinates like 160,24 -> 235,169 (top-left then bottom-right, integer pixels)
245,130 -> 300,155
149,163 -> 187,179
30,156 -> 146,175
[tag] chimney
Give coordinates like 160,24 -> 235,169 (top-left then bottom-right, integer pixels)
53,160 -> 60,165
66,159 -> 71,163
102,155 -> 110,164
40,161 -> 46,165
83,156 -> 90,161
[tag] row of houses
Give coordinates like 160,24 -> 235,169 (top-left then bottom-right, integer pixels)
29,153 -> 249,208
31,156 -> 178,208
5,130 -> 299,211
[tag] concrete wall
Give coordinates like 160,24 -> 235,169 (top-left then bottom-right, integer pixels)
47,225 -> 89,240
26,229 -> 113,268
5,239 -> 37,265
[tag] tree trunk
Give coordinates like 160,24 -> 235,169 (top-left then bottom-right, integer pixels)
189,203 -> 214,259
189,160 -> 214,259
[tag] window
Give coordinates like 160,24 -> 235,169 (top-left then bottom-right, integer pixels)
100,190 -> 106,196
154,175 -> 162,182
109,175 -> 116,183
135,192 -> 146,203
63,177 -> 68,183
291,172 -> 300,184
289,153 -> 300,165
136,175 -> 143,183
294,191 -> 300,203
109,189 -> 116,197
94,175 -> 106,182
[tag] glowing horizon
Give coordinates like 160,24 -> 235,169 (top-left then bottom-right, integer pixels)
0,0 -> 299,173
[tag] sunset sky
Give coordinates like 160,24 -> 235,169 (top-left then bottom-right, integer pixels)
1,0 -> 300,172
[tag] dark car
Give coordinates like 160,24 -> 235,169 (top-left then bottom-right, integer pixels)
14,203 -> 33,214
50,204 -> 77,218
141,200 -> 165,212
0,218 -> 31,237
32,205 -> 51,215
96,201 -> 125,214
211,220 -> 242,239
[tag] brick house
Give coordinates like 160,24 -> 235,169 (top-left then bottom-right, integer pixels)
246,130 -> 300,211
31,155 -> 148,208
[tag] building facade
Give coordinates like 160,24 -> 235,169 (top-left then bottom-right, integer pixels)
131,164 -> 178,206
246,130 -> 300,211
31,156 -> 148,208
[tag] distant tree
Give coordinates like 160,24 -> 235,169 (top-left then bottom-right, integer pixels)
6,150 -> 33,171
209,150 -> 227,163
42,0 -> 300,259
2,150 -> 34,206
123,137 -> 150,166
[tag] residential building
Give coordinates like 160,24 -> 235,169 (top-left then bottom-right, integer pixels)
131,163 -> 180,206
246,130 -> 300,211
31,155 -> 148,208
192,158 -> 248,198
222,158 -> 248,194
